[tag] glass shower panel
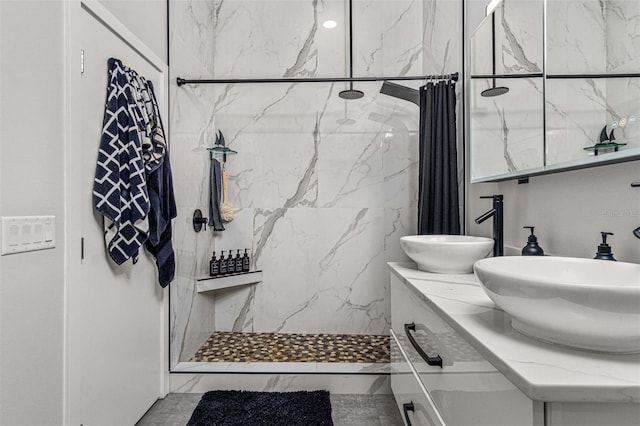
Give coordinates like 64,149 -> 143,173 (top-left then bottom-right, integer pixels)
169,0 -> 461,372
169,80 -> 422,370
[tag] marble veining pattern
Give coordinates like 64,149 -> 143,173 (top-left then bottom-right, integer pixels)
470,77 -> 544,179
497,0 -> 542,74
471,0 -> 542,76
169,0 -> 463,367
169,372 -> 392,394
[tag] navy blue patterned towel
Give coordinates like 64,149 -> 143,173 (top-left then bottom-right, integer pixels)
144,81 -> 177,288
94,58 -> 176,287
93,58 -> 150,265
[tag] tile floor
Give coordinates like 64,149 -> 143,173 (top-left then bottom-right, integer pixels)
191,332 -> 391,363
136,393 -> 404,426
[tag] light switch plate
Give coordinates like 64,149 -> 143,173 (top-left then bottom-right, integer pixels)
1,216 -> 56,255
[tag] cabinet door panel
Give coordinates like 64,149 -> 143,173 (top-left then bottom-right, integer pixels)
391,272 -> 534,425
391,331 -> 445,426
391,273 -> 493,373
420,371 -> 534,426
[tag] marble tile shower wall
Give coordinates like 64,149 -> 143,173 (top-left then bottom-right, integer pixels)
169,0 -> 462,365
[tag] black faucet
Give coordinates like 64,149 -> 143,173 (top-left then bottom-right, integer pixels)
475,195 -> 504,257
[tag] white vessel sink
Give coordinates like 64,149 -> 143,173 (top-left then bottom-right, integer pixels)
400,235 -> 494,274
474,256 -> 640,353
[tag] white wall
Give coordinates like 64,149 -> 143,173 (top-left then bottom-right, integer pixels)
99,0 -> 168,64
0,1 -> 168,424
0,1 -> 66,424
467,161 -> 640,262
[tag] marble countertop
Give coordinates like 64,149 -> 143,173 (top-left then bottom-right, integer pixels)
388,262 -> 640,403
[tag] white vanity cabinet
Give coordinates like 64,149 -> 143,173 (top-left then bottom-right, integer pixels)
390,272 -> 537,426
388,263 -> 640,426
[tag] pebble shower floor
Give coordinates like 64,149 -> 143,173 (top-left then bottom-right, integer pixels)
190,332 -> 391,363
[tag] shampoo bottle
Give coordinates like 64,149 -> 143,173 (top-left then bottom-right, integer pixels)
242,249 -> 251,272
235,249 -> 243,273
209,251 -> 219,277
219,251 -> 228,275
227,251 -> 236,273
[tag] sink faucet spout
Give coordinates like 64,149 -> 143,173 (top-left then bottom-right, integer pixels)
476,195 -> 504,257
475,208 -> 496,224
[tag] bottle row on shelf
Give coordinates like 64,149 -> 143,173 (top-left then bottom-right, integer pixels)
209,249 -> 251,277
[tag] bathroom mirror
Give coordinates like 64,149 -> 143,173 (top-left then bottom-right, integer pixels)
469,0 -> 640,182
469,0 -> 544,181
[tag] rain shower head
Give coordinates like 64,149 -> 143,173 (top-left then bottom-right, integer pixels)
481,85 -> 509,97
340,0 -> 363,100
339,87 -> 364,100
482,12 -> 509,98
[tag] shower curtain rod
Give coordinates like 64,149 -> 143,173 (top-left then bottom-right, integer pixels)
176,72 -> 458,86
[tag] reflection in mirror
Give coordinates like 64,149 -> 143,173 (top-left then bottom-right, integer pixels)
470,77 -> 544,180
470,0 -> 544,182
470,0 -> 543,76
481,14 -> 510,97
546,77 -> 640,167
547,0 -> 640,74
469,0 -> 640,182
545,0 -> 640,167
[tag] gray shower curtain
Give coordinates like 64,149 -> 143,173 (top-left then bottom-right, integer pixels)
417,80 -> 460,235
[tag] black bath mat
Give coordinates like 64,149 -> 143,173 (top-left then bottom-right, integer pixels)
187,390 -> 333,426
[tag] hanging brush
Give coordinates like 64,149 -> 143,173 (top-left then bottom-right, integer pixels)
221,163 -> 234,222
216,130 -> 234,223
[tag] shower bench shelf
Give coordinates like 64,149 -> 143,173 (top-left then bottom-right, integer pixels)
196,270 -> 263,293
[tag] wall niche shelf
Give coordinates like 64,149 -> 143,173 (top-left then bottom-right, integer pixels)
196,270 -> 262,293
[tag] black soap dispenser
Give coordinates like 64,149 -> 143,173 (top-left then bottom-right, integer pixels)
227,251 -> 236,273
594,232 -> 616,261
242,249 -> 251,272
235,249 -> 243,273
522,226 -> 544,256
209,251 -> 219,277
219,251 -> 228,275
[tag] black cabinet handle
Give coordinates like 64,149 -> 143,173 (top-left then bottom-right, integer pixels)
404,323 -> 443,368
403,401 -> 415,426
